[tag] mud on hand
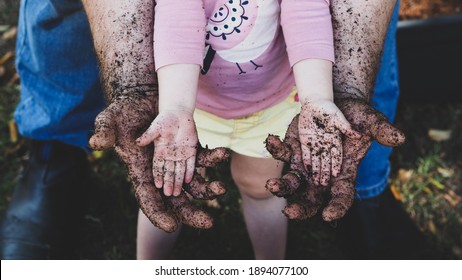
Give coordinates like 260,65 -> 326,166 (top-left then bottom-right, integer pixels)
265,98 -> 405,222
89,94 -> 230,232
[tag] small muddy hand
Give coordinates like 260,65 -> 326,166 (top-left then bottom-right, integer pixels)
89,95 -> 230,232
265,98 -> 405,221
299,100 -> 360,187
136,110 -> 198,198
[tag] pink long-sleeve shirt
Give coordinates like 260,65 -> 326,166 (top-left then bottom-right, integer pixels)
154,0 -> 334,119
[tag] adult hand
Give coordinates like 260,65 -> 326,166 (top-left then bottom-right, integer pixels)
89,94 -> 229,232
265,98 -> 405,221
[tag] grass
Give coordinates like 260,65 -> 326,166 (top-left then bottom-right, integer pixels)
1,1 -> 461,259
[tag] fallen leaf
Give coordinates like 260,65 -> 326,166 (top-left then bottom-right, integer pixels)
0,50 -> 14,65
398,169 -> 413,184
205,199 -> 221,209
444,189 -> 461,207
87,150 -> 105,162
2,26 -> 17,41
443,194 -> 460,207
427,220 -> 437,234
429,178 -> 445,190
390,184 -> 402,201
0,25 -> 10,32
0,65 -> 5,77
437,167 -> 454,178
428,129 -> 452,142
9,119 -> 18,143
422,186 -> 433,195
8,72 -> 19,84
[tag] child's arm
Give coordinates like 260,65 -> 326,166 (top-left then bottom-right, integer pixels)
137,64 -> 200,197
281,0 -> 359,186
136,0 -> 206,197
293,59 -> 360,187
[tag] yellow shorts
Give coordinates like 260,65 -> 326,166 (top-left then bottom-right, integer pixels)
194,89 -> 301,158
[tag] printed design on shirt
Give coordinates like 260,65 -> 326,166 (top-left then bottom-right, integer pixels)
206,0 -> 249,41
202,0 -> 279,75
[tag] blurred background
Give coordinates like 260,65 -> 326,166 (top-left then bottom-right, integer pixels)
1,0 -> 461,259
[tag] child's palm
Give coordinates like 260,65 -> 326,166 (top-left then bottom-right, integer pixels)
137,110 -> 198,197
299,100 -> 359,186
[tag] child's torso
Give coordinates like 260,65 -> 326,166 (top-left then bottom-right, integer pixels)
197,0 -> 295,118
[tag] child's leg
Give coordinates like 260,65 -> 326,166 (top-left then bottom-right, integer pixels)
231,152 -> 287,260
136,209 -> 181,259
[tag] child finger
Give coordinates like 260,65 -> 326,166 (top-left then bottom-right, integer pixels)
330,146 -> 342,177
320,149 -> 331,186
136,121 -> 161,146
153,156 -> 164,189
173,161 -> 186,196
163,160 -> 175,196
310,149 -> 321,186
301,144 -> 312,173
184,156 -> 196,184
333,114 -> 362,139
331,132 -> 343,177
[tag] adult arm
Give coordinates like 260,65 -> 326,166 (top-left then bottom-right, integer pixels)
331,0 -> 397,101
267,0 -> 405,221
82,0 -> 226,232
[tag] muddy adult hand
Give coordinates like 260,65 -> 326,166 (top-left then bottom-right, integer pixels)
320,98 -> 405,221
89,95 -> 229,232
299,100 -> 360,186
89,94 -> 179,232
265,98 -> 405,221
136,110 -> 198,197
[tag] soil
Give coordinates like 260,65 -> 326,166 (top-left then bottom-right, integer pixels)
400,0 -> 462,20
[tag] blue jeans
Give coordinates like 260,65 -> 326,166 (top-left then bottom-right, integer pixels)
14,0 -> 105,152
355,1 -> 401,199
14,0 -> 400,198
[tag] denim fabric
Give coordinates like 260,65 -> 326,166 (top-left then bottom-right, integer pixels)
355,1 -> 401,199
14,0 -> 106,151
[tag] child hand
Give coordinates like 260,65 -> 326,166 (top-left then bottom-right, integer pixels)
299,99 -> 360,186
136,110 -> 198,197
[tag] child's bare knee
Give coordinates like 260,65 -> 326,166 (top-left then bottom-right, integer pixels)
234,178 -> 272,200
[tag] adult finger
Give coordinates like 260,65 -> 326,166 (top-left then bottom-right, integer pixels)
322,178 -> 355,222
370,120 -> 406,147
265,134 -> 292,162
183,172 -> 227,200
167,193 -> 214,229
89,109 -> 117,150
283,186 -> 324,220
134,181 -> 178,233
265,171 -> 301,197
196,146 -> 231,167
